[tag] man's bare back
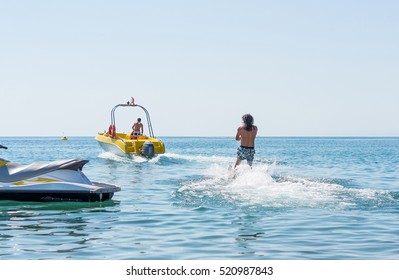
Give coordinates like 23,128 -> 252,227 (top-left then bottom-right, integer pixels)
236,125 -> 258,147
132,122 -> 143,132
132,118 -> 143,135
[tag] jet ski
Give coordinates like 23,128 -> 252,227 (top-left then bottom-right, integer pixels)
0,145 -> 120,202
95,98 -> 165,159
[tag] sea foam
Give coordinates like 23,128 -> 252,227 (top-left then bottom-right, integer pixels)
177,162 -> 394,210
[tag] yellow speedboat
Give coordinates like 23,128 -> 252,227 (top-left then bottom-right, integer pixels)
95,101 -> 165,159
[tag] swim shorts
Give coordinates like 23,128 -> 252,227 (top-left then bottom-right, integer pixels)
237,146 -> 255,165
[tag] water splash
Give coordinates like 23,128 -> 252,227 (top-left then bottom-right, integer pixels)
98,151 -> 396,210
176,163 -> 395,210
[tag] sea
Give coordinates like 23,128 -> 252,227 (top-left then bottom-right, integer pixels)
0,136 -> 398,260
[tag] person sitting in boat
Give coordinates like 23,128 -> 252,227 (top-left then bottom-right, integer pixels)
132,118 -> 144,136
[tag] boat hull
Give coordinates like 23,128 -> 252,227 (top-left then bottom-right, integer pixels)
0,190 -> 114,202
97,140 -> 129,158
95,133 -> 165,158
0,181 -> 119,202
0,159 -> 121,202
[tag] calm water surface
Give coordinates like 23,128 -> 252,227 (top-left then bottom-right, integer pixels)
1,137 -> 399,259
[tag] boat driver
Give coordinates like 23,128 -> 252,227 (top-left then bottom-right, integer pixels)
132,118 -> 144,136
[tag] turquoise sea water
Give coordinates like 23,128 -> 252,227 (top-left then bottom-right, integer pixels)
0,137 -> 398,260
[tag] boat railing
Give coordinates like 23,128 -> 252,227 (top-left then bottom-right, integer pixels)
110,104 -> 155,138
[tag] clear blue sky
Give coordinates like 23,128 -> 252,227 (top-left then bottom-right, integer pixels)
1,0 -> 398,136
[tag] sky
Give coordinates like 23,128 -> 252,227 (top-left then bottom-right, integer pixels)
1,0 -> 398,137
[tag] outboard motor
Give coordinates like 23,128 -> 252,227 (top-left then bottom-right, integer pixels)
141,141 -> 155,158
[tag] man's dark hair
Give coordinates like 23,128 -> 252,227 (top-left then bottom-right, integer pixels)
242,114 -> 254,131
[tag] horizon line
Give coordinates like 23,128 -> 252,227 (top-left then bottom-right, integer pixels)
1,135 -> 398,138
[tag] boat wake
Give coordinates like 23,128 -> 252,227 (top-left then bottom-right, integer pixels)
176,163 -> 396,210
98,151 -> 396,210
98,152 -> 159,163
158,153 -> 232,165
98,152 -> 232,165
